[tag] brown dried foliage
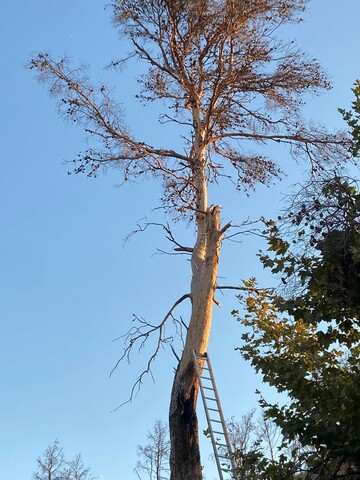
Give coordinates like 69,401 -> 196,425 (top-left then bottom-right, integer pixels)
29,0 -> 351,218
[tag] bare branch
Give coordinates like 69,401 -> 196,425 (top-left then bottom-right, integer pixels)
219,222 -> 232,236
125,221 -> 193,253
110,293 -> 190,407
216,285 -> 272,294
216,130 -> 351,148
170,343 -> 181,363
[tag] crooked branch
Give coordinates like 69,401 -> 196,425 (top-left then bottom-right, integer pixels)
111,293 -> 191,408
126,221 -> 193,253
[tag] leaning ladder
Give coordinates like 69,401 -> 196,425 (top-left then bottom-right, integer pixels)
193,350 -> 240,480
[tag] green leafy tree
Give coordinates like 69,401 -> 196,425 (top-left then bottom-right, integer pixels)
340,80 -> 360,157
28,1 -> 352,478
233,176 -> 360,478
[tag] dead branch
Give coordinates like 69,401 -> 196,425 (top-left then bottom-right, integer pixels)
155,248 -> 192,257
110,293 -> 190,407
170,342 -> 181,363
218,130 -> 351,147
125,221 -> 193,254
221,219 -> 264,242
216,285 -> 272,295
219,221 -> 232,236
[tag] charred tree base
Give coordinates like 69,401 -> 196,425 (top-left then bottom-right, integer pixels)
169,365 -> 202,480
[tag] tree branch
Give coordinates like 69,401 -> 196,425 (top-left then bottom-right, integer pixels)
216,285 -> 272,294
110,293 -> 191,407
215,130 -> 351,148
125,221 -> 193,253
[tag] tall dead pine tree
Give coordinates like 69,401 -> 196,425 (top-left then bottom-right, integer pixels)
29,1 -> 351,479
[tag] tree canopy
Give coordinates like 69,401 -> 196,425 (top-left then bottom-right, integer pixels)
29,0 -> 350,216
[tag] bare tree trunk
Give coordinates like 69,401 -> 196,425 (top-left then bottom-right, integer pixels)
169,205 -> 221,480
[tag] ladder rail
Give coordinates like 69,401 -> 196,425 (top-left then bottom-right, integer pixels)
193,350 -> 225,480
193,350 -> 240,480
205,354 -> 239,477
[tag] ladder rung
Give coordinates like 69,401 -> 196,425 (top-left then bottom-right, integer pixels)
193,350 -> 235,480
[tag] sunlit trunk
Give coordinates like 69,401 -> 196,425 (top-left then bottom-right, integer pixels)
169,161 -> 222,479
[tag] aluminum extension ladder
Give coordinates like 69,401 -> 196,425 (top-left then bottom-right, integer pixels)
193,350 -> 240,480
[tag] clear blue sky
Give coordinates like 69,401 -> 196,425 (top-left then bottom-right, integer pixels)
1,1 -> 359,479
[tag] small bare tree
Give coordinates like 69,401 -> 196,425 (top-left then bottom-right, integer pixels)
63,454 -> 95,480
135,420 -> 170,480
29,1 -> 352,479
227,409 -> 258,456
34,440 -> 65,480
227,413 -> 290,479
33,441 -> 95,480
256,416 -> 282,464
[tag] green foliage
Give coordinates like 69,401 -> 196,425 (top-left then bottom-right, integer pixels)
234,177 -> 360,477
339,80 -> 360,157
260,177 -> 360,324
